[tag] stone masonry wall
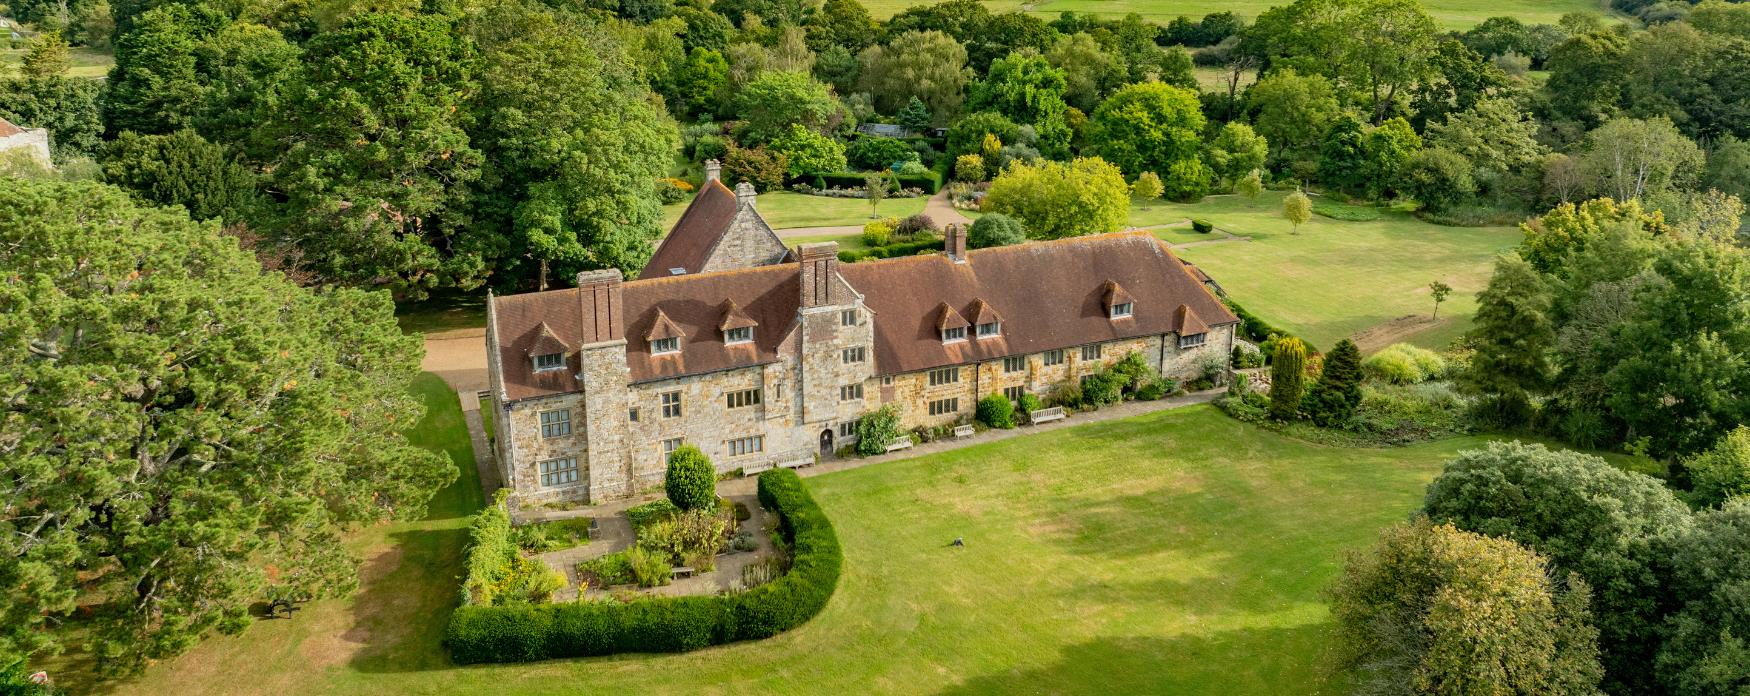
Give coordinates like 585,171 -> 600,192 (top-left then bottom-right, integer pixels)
700,207 -> 788,274
1160,324 -> 1235,383
876,336 -> 1164,430
502,392 -> 589,506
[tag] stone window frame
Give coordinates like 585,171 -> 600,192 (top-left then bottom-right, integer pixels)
837,421 -> 857,438
538,457 -> 579,487
1110,302 -> 1134,319
1178,333 -> 1207,349
841,347 -> 866,364
725,326 -> 754,345
539,408 -> 571,438
652,337 -> 680,355
727,435 -> 764,457
839,383 -> 863,401
882,375 -> 895,386
928,367 -> 960,386
976,321 -> 1000,338
1081,344 -> 1102,361
942,326 -> 967,343
533,352 -> 564,371
661,437 -> 683,464
841,309 -> 858,326
1003,385 -> 1026,403
1042,349 -> 1065,366
660,391 -> 682,418
927,397 -> 959,416
1002,355 -> 1025,373
725,388 -> 762,409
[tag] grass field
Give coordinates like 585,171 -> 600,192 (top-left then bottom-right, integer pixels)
1151,191 -> 1520,351
662,190 -> 931,231
106,401 -> 1501,695
860,0 -> 1614,30
0,45 -> 111,78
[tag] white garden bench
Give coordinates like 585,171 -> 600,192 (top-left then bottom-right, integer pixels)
1030,407 -> 1066,424
672,566 -> 696,579
953,424 -> 975,438
884,437 -> 914,453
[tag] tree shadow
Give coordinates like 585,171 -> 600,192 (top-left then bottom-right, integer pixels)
346,525 -> 469,673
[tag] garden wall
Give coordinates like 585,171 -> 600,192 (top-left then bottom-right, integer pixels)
444,469 -> 842,663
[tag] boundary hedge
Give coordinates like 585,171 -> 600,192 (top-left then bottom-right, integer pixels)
817,170 -> 942,194
837,237 -> 945,263
444,469 -> 841,663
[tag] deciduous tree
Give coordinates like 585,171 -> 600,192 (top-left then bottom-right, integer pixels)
857,30 -> 971,120
981,157 -> 1128,239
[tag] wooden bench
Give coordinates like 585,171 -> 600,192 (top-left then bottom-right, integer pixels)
884,437 -> 914,453
672,566 -> 696,579
1029,407 -> 1066,424
953,424 -> 975,438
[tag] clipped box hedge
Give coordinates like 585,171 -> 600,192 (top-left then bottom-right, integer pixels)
445,469 -> 841,664
817,170 -> 942,194
837,237 -> 945,263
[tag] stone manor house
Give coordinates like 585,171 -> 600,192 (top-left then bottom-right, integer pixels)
486,163 -> 1239,506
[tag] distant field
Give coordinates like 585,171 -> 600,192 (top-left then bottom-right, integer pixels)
0,45 -> 111,79
861,0 -> 1613,30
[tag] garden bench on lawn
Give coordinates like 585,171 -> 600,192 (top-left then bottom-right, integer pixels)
672,566 -> 696,579
952,425 -> 975,438
1029,407 -> 1065,424
884,438 -> 914,453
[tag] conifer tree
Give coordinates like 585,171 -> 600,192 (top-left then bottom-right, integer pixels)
1269,336 -> 1308,420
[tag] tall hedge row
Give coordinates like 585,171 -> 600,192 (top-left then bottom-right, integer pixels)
459,490 -> 516,606
817,170 -> 942,193
445,469 -> 841,663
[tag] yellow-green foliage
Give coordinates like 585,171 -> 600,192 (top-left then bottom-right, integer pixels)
1270,336 -> 1307,420
1363,343 -> 1448,384
462,491 -> 564,605
861,218 -> 895,247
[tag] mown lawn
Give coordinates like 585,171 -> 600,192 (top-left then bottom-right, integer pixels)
1152,191 -> 1521,351
859,0 -> 1612,30
110,403 -> 1496,695
662,190 -> 930,231
0,45 -> 111,79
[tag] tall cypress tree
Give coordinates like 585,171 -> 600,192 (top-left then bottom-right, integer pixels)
1270,336 -> 1308,420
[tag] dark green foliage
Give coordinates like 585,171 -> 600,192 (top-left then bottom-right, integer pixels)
0,34 -> 102,159
895,213 -> 937,237
896,97 -> 933,133
976,393 -> 1015,429
461,491 -> 516,605
1134,377 -> 1175,401
816,170 -> 941,193
1684,427 -> 1750,509
1402,147 -> 1477,214
626,499 -> 681,531
945,111 -> 1020,160
1310,201 -> 1380,222
1461,255 -> 1554,416
836,237 -> 945,263
1191,219 -> 1212,233
1316,116 -> 1368,195
1657,499 -> 1750,695
1016,392 -> 1043,421
1422,441 -> 1695,694
723,143 -> 789,192
101,130 -> 257,223
1304,339 -> 1362,427
1079,370 -> 1124,408
445,469 -> 841,663
846,136 -> 916,171
1269,337 -> 1307,421
967,213 -> 1026,248
664,446 -> 717,512
854,406 -> 903,455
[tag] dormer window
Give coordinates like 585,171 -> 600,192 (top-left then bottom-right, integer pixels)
1110,302 -> 1133,318
652,337 -> 679,354
1103,281 -> 1135,320
977,321 -> 1000,337
725,326 -> 753,344
935,302 -> 970,344
533,353 -> 564,371
943,326 -> 967,342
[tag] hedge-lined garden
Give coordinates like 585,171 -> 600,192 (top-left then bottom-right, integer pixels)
444,469 -> 841,663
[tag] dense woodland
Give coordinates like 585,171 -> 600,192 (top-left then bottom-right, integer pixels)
5,0 -> 1750,690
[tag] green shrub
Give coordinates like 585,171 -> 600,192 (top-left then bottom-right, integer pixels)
512,518 -> 592,553
442,470 -> 842,664
578,552 -> 634,587
665,446 -> 717,511
1081,371 -> 1124,408
1231,344 -> 1265,369
967,213 -> 1026,248
626,499 -> 680,531
1016,392 -> 1042,421
461,491 -> 518,606
1136,377 -> 1177,401
976,393 -> 1015,429
1270,337 -> 1307,421
861,218 -> 894,247
1191,218 -> 1213,233
1048,381 -> 1083,409
1362,343 -> 1447,384
854,406 -> 904,455
625,547 -> 673,587
895,213 -> 937,238
1108,352 -> 1156,394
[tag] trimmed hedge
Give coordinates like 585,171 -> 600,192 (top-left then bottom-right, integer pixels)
1191,218 -> 1213,233
838,237 -> 945,263
445,469 -> 841,664
819,170 -> 942,194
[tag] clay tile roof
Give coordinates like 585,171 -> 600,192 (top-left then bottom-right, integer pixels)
0,117 -> 21,137
527,322 -> 569,356
838,231 -> 1238,376
1104,280 -> 1134,307
718,299 -> 759,331
1176,304 -> 1210,336
936,302 -> 970,330
969,298 -> 1002,326
642,180 -> 738,278
624,264 -> 798,383
646,308 -> 686,341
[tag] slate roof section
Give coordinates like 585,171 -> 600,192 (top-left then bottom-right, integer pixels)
642,180 -> 738,278
838,231 -> 1237,376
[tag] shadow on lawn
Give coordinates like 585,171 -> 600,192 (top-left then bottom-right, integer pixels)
933,624 -> 1346,695
346,525 -> 470,674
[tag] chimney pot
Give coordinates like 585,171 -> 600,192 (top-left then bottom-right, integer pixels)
735,181 -> 757,208
704,159 -> 721,182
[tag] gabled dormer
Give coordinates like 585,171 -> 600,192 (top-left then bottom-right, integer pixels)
719,299 -> 758,345
969,298 -> 1002,338
528,322 -> 570,372
647,308 -> 685,355
936,302 -> 970,344
1175,304 -> 1209,348
1103,280 -> 1135,320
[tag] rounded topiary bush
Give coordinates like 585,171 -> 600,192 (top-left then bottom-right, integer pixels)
976,393 -> 1015,429
1192,218 -> 1213,233
967,213 -> 1026,249
664,445 -> 717,511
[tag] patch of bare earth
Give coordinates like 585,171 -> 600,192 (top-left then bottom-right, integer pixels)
1349,314 -> 1446,353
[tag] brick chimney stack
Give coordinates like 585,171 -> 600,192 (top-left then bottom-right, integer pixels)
704,159 -> 721,183
797,242 -> 841,308
575,269 -> 625,344
736,181 -> 757,209
945,223 -> 968,263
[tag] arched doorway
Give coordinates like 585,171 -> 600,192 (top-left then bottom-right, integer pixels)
819,429 -> 834,455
